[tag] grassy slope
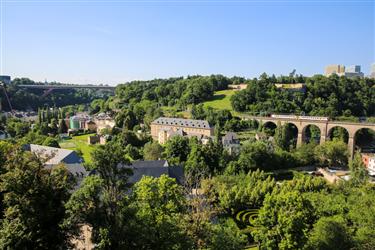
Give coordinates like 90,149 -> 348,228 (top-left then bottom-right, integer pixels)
59,133 -> 97,163
203,89 -> 235,111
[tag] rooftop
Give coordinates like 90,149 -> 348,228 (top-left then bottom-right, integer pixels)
24,144 -> 83,165
120,160 -> 184,184
130,160 -> 169,168
152,117 -> 211,129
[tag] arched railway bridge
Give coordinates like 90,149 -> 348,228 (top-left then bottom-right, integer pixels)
242,114 -> 375,157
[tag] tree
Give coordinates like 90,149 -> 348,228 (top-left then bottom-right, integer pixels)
164,136 -> 190,165
124,144 -> 142,161
143,141 -> 163,160
58,119 -> 68,134
50,118 -> 58,135
0,147 -> 74,249
208,218 -> 247,250
5,119 -> 30,138
129,175 -> 192,249
64,142 -> 133,249
274,122 -> 289,150
42,137 -> 60,148
201,170 -> 276,212
115,109 -> 137,130
305,217 -> 353,250
293,143 -> 317,166
349,152 -> 368,187
314,140 -> 349,168
185,139 -> 209,185
0,141 -> 13,220
227,141 -> 275,173
191,104 -> 206,120
347,188 -> 375,249
253,191 -> 314,250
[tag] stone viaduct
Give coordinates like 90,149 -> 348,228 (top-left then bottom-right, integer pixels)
242,115 -> 375,157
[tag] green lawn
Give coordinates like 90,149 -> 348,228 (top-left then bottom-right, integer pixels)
203,89 -> 235,111
237,130 -> 257,142
59,133 -> 98,163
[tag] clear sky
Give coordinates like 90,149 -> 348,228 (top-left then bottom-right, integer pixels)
1,0 -> 374,85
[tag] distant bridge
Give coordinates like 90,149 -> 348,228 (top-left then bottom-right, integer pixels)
17,84 -> 116,90
242,114 -> 375,157
17,84 -> 116,97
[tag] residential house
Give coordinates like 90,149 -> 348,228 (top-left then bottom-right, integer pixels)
93,113 -> 116,134
222,132 -> 240,155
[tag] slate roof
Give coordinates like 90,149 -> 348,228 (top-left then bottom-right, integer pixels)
222,132 -> 240,145
152,117 -> 211,129
44,163 -> 88,177
223,132 -> 239,142
25,144 -> 83,165
121,160 -> 184,184
131,160 -> 169,168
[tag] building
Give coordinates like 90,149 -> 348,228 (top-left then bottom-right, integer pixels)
121,160 -> 184,184
151,117 -> 214,144
228,84 -> 247,90
93,113 -> 116,134
87,135 -> 100,145
0,130 -> 9,140
325,65 -> 345,76
0,75 -> 11,85
324,64 -> 364,78
362,154 -> 375,175
274,83 -> 306,92
87,134 -> 111,145
85,120 -> 97,132
24,144 -> 84,166
222,132 -> 240,155
69,114 -> 91,131
370,63 -> 375,79
24,144 -> 88,187
344,65 -> 364,78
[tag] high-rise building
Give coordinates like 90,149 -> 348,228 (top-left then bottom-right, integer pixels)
324,65 -> 345,76
324,65 -> 364,78
370,63 -> 375,79
346,65 -> 361,73
344,65 -> 364,78
0,75 -> 11,85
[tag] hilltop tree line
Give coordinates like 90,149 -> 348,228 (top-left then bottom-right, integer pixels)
3,74 -> 375,120
231,73 -> 375,117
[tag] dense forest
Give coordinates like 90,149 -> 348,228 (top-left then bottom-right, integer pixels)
231,74 -> 375,117
100,73 -> 375,119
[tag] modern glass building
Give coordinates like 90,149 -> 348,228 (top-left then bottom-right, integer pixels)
0,75 -> 11,85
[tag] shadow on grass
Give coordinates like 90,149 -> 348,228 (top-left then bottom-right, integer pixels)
209,94 -> 226,101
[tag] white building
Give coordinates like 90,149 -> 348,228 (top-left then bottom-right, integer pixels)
370,63 -> 375,79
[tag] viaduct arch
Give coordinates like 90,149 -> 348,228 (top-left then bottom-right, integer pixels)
243,115 -> 375,157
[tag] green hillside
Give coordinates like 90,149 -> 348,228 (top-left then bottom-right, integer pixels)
203,89 -> 235,110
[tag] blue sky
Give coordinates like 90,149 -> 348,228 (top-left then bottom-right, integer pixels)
1,0 -> 374,85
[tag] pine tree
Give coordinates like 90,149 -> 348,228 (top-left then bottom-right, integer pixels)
38,108 -> 42,124
349,152 -> 368,187
58,119 -> 68,134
